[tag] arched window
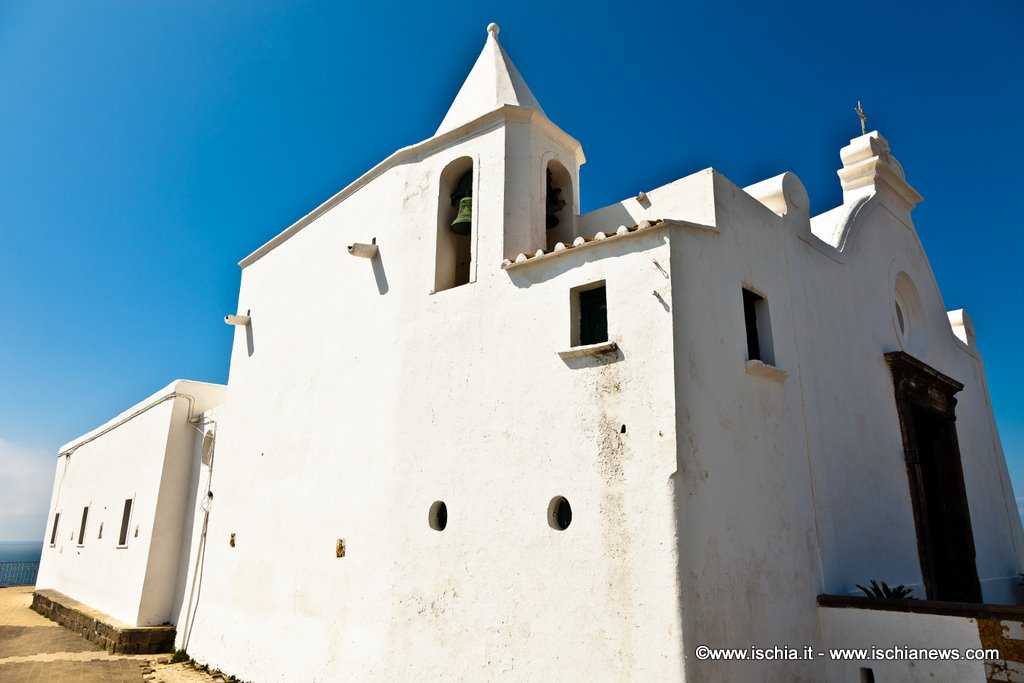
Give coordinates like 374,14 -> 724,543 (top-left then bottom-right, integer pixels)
545,160 -> 574,252
435,157 -> 474,292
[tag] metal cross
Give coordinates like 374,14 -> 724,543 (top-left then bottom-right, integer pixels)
856,101 -> 868,136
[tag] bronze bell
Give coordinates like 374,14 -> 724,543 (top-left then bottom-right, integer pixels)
449,171 -> 473,235
546,168 -> 566,230
450,196 -> 473,235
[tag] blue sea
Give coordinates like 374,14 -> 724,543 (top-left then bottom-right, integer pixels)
0,541 -> 43,586
0,541 -> 43,563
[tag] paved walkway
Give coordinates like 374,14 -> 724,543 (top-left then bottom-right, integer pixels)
0,586 -> 224,683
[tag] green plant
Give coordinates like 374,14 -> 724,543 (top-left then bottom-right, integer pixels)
856,580 -> 915,600
170,649 -> 190,664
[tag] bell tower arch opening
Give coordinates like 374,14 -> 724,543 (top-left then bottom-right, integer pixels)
545,159 -> 574,252
435,157 -> 475,292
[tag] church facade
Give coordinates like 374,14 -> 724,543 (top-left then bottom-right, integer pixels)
36,24 -> 1024,682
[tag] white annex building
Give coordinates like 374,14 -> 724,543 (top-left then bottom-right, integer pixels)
36,24 -> 1024,682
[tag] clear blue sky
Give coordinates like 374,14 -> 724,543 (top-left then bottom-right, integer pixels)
1,1 -> 1021,541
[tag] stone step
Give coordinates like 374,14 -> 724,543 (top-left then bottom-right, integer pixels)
31,589 -> 175,655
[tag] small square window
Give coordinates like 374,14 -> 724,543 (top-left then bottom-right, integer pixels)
571,282 -> 608,347
742,287 -> 774,366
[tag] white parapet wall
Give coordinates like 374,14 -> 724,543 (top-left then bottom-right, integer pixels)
819,605 -> 986,681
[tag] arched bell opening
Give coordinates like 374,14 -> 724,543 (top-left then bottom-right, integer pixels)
545,160 -> 574,252
435,157 -> 474,292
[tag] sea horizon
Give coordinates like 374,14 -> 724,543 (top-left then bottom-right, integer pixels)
0,540 -> 44,563
0,540 -> 43,587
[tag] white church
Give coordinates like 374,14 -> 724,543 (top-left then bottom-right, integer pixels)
35,24 -> 1024,682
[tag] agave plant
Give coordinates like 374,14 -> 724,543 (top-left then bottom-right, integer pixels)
856,579 -> 915,600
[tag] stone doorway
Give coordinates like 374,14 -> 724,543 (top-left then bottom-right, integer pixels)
886,351 -> 982,603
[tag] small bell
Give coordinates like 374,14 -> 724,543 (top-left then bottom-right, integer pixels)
546,168 -> 566,230
450,196 -> 473,235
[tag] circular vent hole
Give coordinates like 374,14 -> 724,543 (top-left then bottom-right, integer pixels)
429,501 -> 448,531
548,496 -> 572,531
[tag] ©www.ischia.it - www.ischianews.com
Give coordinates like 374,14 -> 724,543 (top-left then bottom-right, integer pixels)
694,644 -> 1000,662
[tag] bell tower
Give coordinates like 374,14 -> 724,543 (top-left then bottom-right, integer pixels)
433,24 -> 585,269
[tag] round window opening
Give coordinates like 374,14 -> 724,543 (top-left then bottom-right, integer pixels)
429,501 -> 447,531
893,271 -> 925,356
548,496 -> 572,531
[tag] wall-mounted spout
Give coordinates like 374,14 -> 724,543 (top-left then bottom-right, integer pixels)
348,237 -> 378,259
224,312 -> 251,326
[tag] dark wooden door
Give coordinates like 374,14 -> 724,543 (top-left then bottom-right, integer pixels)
887,352 -> 982,603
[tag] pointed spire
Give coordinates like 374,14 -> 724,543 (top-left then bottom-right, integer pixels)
435,23 -> 546,136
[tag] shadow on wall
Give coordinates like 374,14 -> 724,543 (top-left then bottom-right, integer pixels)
180,499 -> 209,651
372,248 -> 389,295
653,291 -> 670,312
578,201 -> 645,237
246,320 -> 255,357
505,233 -> 669,288
178,441 -> 216,651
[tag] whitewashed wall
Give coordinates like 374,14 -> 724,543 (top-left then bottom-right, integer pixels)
662,171 -> 824,681
173,121 -> 1022,681
177,107 -> 688,682
35,380 -> 225,626
647,148 -> 1018,680
819,607 -> 986,681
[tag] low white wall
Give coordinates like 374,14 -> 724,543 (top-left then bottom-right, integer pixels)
819,606 -> 986,681
35,380 -> 225,626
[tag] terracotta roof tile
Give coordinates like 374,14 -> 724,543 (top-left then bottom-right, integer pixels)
501,219 -> 663,269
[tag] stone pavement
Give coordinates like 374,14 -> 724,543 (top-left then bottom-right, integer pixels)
0,586 -> 225,683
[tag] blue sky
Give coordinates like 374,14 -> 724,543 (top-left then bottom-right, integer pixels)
1,1 -> 1021,540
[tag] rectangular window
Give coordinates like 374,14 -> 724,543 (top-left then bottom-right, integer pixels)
118,499 -> 133,546
49,513 -> 60,546
742,287 -> 774,365
575,283 -> 608,346
78,507 -> 89,546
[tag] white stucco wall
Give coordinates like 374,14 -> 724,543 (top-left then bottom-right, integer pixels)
661,171 -> 823,681
788,179 -> 1024,606
172,406 -> 219,647
168,123 -> 1020,682
178,110 -> 686,681
36,380 -> 225,626
819,606 -> 986,681
643,147 -> 1020,680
